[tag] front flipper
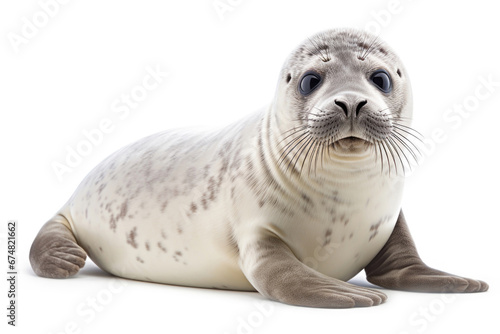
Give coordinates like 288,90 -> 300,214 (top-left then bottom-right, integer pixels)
239,231 -> 387,308
365,210 -> 488,293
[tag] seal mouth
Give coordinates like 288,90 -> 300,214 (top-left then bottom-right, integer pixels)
332,136 -> 373,153
335,136 -> 369,146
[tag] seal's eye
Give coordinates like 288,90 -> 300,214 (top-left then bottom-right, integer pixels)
299,72 -> 322,95
370,70 -> 392,93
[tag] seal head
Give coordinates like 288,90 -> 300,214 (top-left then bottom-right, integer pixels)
273,29 -> 414,174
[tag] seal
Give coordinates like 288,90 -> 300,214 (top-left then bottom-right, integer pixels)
30,28 -> 488,308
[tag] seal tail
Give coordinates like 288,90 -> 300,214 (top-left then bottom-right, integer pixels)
29,213 -> 87,278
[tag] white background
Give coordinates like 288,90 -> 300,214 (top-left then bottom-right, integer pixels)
1,0 -> 499,333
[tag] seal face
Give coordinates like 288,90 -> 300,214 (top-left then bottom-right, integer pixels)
275,30 -> 413,176
30,28 -> 488,308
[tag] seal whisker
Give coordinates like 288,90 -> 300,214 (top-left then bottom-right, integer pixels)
320,139 -> 326,169
291,116 -> 316,124
327,136 -> 334,158
307,139 -> 318,177
278,127 -> 308,145
300,137 -> 316,176
313,139 -> 323,177
359,34 -> 380,61
303,108 -> 325,117
392,121 -> 423,135
356,33 -> 367,60
390,132 -> 419,163
278,134 -> 308,161
383,139 -> 398,176
278,132 -> 310,167
279,127 -> 309,145
313,106 -> 330,115
369,136 -> 379,165
397,139 -> 414,171
289,136 -> 313,176
393,135 -> 416,171
378,107 -> 391,114
380,140 -> 391,175
392,122 -> 425,139
387,137 -> 406,174
278,132 -> 310,165
392,125 -> 425,145
281,125 -> 308,135
387,136 -> 408,174
376,141 -> 385,174
285,133 -> 312,174
392,129 -> 423,157
307,37 -> 331,62
312,139 -> 323,177
391,115 -> 415,122
302,42 -> 318,62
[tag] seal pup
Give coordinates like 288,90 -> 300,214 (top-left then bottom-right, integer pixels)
30,28 -> 488,308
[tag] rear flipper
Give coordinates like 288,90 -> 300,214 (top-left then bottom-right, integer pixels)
30,214 -> 87,278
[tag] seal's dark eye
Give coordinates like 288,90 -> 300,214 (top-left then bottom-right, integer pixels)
299,72 -> 322,95
370,70 -> 392,93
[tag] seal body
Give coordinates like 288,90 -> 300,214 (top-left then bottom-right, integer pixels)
63,109 -> 403,289
31,28 -> 488,307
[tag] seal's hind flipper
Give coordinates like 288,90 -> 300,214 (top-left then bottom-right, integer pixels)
29,214 -> 87,278
365,210 -> 488,293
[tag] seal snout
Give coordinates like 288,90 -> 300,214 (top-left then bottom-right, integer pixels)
313,93 -> 378,144
334,98 -> 368,118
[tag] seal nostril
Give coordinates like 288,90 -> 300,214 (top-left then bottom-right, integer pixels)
335,100 -> 349,117
356,100 -> 368,117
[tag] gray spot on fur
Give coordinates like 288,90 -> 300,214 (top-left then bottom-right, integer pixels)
323,228 -> 332,246
370,221 -> 382,241
158,242 -> 167,253
126,227 -> 138,248
109,201 -> 128,232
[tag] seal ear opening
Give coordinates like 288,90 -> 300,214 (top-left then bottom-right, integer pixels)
397,69 -> 402,77
286,73 -> 292,84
